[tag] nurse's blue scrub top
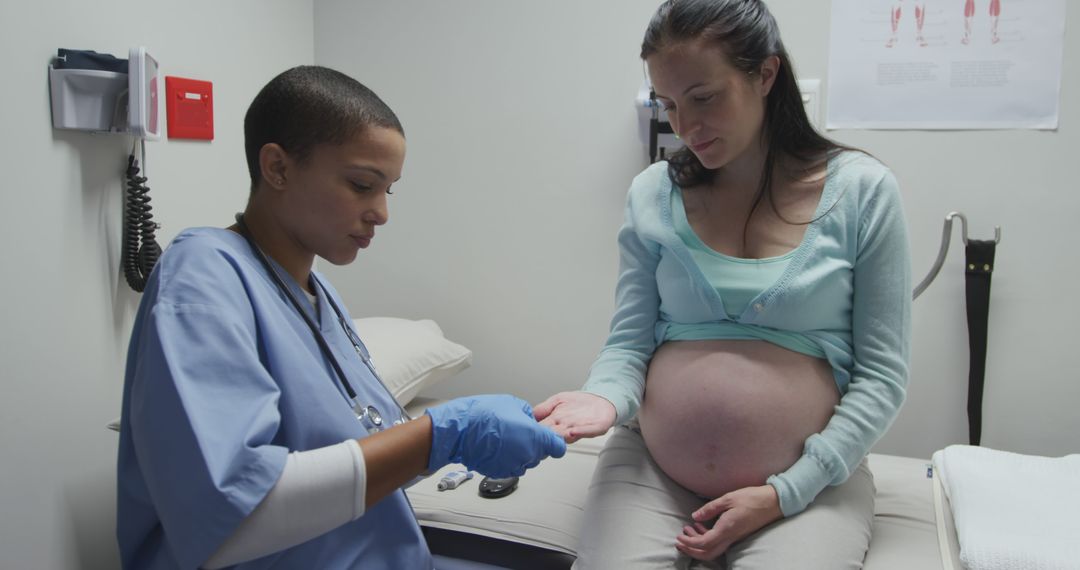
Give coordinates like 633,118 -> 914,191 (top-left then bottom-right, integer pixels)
116,227 -> 432,569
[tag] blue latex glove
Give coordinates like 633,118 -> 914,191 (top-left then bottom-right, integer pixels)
426,394 -> 568,477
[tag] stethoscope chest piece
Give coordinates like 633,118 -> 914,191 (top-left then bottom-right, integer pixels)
354,403 -> 384,434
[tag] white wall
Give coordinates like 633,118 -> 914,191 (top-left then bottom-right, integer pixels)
314,0 -> 1079,460
0,1 -> 313,567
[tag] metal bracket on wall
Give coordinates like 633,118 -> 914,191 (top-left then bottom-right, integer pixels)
913,211 -> 1002,300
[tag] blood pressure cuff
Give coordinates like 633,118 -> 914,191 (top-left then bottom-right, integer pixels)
53,48 -> 128,73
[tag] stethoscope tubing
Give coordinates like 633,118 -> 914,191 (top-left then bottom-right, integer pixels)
234,215 -> 411,431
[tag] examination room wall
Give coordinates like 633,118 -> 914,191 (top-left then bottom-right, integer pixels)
315,0 -> 1079,460
0,1 -> 314,567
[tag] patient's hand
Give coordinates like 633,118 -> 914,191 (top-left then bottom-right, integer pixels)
533,392 -> 616,444
675,484 -> 783,561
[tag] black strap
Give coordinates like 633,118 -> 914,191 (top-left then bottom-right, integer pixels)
964,240 -> 996,445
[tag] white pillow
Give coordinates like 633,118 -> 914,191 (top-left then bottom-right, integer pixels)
352,317 -> 472,405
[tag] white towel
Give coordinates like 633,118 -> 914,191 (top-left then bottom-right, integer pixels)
931,445 -> 1080,570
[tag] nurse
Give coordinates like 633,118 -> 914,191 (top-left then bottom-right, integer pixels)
116,66 -> 566,569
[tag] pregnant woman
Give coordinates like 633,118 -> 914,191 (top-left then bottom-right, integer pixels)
535,1 -> 911,568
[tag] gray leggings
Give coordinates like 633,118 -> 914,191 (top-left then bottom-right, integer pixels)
572,424 -> 876,570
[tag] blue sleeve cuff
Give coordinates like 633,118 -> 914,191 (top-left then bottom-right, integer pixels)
766,453 -> 833,517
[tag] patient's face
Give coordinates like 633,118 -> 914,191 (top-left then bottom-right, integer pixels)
280,126 -> 406,266
647,39 -> 775,172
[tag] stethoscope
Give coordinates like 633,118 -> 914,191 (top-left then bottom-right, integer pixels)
234,214 -> 412,434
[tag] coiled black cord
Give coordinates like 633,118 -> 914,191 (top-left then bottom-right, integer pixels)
122,153 -> 161,292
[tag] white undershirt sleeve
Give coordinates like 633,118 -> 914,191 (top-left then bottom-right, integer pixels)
202,439 -> 366,569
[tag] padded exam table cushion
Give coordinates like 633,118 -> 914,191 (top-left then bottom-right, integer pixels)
405,422 -> 961,569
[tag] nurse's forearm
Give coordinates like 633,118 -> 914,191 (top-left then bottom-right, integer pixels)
204,440 -> 367,568
205,419 -> 433,568
358,414 -> 434,506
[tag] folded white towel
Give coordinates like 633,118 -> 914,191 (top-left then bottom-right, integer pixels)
931,445 -> 1080,570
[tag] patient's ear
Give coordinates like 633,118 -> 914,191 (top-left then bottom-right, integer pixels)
757,55 -> 780,97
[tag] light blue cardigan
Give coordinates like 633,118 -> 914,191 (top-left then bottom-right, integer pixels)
582,151 -> 911,516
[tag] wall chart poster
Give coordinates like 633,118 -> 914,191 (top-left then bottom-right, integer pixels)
827,0 -> 1066,129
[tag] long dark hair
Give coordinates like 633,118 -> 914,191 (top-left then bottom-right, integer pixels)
243,66 -> 404,190
642,0 -> 847,236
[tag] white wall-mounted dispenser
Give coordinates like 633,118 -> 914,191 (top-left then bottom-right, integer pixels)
48,47 -> 160,139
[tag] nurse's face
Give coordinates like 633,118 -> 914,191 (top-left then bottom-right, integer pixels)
280,126 -> 406,266
647,39 -> 776,172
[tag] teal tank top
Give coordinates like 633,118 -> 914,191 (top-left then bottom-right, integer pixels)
665,188 -> 825,359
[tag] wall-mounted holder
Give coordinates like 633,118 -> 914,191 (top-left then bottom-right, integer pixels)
49,65 -> 127,131
48,48 -> 164,293
48,47 -> 160,139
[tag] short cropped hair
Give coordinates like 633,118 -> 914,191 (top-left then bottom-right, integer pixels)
243,66 -> 403,189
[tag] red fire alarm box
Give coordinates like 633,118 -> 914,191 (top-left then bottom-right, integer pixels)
165,76 -> 213,140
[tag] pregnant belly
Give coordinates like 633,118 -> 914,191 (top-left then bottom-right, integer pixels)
638,340 -> 839,498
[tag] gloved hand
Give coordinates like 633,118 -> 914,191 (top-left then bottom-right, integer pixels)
426,394 -> 568,478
